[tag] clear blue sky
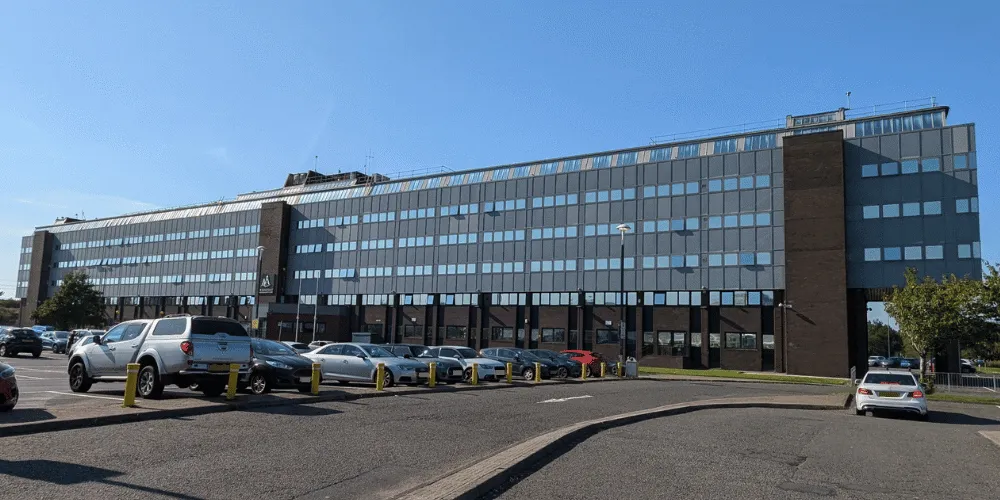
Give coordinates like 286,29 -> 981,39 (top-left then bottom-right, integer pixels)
1,1 -> 996,326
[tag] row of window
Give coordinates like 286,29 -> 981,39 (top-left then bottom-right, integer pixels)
436,263 -> 477,275
362,211 -> 397,223
397,236 -> 432,248
531,194 -> 580,208
864,243 -> 981,262
328,241 -> 359,252
583,257 -> 638,270
297,219 -> 325,229
56,225 -> 261,251
585,188 -> 638,203
483,230 -> 526,242
294,243 -> 324,253
481,262 -> 527,274
529,260 -> 579,272
861,157 -> 943,177
17,263 -> 29,271
854,111 -> 944,137
583,222 -> 638,237
706,252 -> 772,266
438,233 -> 479,245
706,213 -> 773,229
398,209 -> 433,221
530,226 -> 579,240
706,174 -> 771,192
442,203 -> 480,216
360,239 -> 394,250
21,247 -> 31,254
359,267 -> 393,277
483,199 -> 526,213
863,201 -> 942,219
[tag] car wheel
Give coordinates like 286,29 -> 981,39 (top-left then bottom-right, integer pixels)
583,365 -> 591,378
137,364 -> 164,399
523,367 -> 535,381
557,367 -> 569,378
463,368 -> 472,381
69,361 -> 93,393
381,369 -> 395,388
32,350 -> 41,358
249,371 -> 271,395
0,345 -> 7,357
199,381 -> 226,397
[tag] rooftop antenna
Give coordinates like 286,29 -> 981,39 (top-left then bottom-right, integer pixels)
846,91 -> 852,110
364,150 -> 374,176
313,155 -> 318,172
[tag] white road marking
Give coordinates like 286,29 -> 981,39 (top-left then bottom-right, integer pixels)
11,368 -> 66,373
13,375 -> 55,380
45,391 -> 123,401
538,395 -> 593,404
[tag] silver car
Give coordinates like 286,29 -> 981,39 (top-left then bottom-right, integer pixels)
428,346 -> 507,381
855,369 -> 928,420
385,344 -> 465,382
304,343 -> 429,387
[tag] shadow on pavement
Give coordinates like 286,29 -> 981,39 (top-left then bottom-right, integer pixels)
245,404 -> 342,417
0,459 -> 200,500
928,410 -> 1000,426
0,408 -> 57,424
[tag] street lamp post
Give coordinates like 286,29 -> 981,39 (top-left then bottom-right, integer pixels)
294,277 -> 303,343
312,273 -> 319,344
253,245 -> 265,338
616,223 -> 632,371
778,302 -> 793,372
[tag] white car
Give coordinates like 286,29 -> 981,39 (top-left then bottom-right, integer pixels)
282,341 -> 313,354
855,369 -> 928,420
428,346 -> 507,381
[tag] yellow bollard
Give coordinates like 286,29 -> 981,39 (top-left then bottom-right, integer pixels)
534,362 -> 542,383
581,363 -> 588,380
471,363 -> 479,385
600,362 -> 606,378
226,363 -> 239,400
123,363 -> 139,408
376,363 -> 385,391
618,361 -> 624,378
311,362 -> 321,395
506,362 -> 513,383
429,362 -> 437,388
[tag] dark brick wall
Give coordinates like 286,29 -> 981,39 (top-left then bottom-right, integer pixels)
719,307 -> 762,371
486,305 -> 517,349
24,230 -> 53,321
258,201 -> 290,302
440,306 -> 473,346
782,130 -> 850,378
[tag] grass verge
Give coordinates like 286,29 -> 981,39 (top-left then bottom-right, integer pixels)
977,366 -> 1000,375
638,367 -> 847,386
927,392 -> 1000,405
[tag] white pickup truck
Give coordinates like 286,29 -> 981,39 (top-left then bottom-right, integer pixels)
67,315 -> 252,398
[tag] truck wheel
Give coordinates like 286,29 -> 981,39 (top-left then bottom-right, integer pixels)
137,364 -> 164,399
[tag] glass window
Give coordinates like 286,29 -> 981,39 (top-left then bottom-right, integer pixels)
657,256 -> 669,268
755,213 -> 771,226
708,254 -> 722,267
724,253 -> 738,266
755,175 -> 770,188
904,246 -> 922,260
624,188 -> 636,199
725,333 -> 740,349
972,197 -> 979,212
657,220 -> 669,232
863,205 -> 880,219
739,176 -> 754,189
881,162 -> 899,176
585,192 -> 597,203
708,179 -> 722,192
671,255 -> 684,268
685,255 -> 698,267
864,248 -> 881,261
709,216 -> 722,229
862,164 -> 879,177
882,204 -> 900,218
643,186 -> 656,198
955,154 -> 968,169
956,199 -> 970,213
650,147 -> 671,162
739,214 -> 754,227
671,219 -> 684,231
902,203 -> 920,216
584,259 -> 595,270
685,217 -> 699,230
739,252 -> 754,265
756,252 -> 772,265
883,247 -> 901,261
924,201 -> 941,215
724,215 -> 738,228
723,178 -> 738,191
958,244 -> 972,259
922,158 -> 940,172
925,245 -> 944,260
598,191 -> 609,202
684,182 -> 697,194
901,159 -> 919,174
671,183 -> 684,196
643,256 -> 655,268
677,144 -> 699,158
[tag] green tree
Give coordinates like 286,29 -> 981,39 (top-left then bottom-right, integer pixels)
884,269 -> 979,376
30,271 -> 105,330
867,320 -> 903,357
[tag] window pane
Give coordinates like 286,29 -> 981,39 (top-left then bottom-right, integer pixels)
883,247 -> 901,261
863,206 -> 880,219
755,175 -> 770,188
901,159 -> 919,174
739,214 -> 754,227
756,252 -> 771,265
864,248 -> 881,261
904,246 -> 922,260
709,216 -> 722,229
956,199 -> 969,213
756,213 -> 771,226
922,158 -> 940,172
862,164 -> 879,177
958,244 -> 971,259
882,204 -> 900,218
724,178 -> 738,191
902,203 -> 920,216
955,154 -> 968,169
739,176 -> 754,189
923,201 -> 941,215
708,254 -> 722,267
881,162 -> 899,175
925,245 -> 943,260
708,179 -> 722,192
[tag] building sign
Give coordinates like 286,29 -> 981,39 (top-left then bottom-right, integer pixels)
258,274 -> 276,295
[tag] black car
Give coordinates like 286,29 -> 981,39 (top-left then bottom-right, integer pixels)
243,338 -> 317,395
527,349 -> 582,378
0,327 -> 43,358
0,361 -> 17,411
480,347 -> 555,380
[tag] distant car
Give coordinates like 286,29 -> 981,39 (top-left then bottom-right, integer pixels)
961,359 -> 977,374
304,342 -> 429,387
868,356 -> 886,367
244,338 -> 317,394
0,327 -> 43,358
385,344 -> 465,383
527,349 -> 582,378
0,361 -> 17,411
38,332 -> 55,350
880,357 -> 910,369
307,341 -> 332,349
904,358 -> 921,370
31,325 -> 55,334
67,330 -> 105,356
67,335 -> 96,357
427,346 -> 508,381
281,341 -> 313,354
50,331 -> 70,354
562,350 -> 611,377
480,347 -> 554,381
855,369 -> 928,420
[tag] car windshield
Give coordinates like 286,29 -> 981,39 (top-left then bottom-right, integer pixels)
529,350 -> 556,359
12,329 -> 37,338
864,373 -> 916,385
289,343 -> 309,350
256,340 -> 296,355
410,346 -> 435,358
55,332 -> 69,339
363,345 -> 395,358
454,348 -> 478,358
519,351 -> 544,361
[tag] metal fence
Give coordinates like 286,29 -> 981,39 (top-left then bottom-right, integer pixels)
927,372 -> 1000,393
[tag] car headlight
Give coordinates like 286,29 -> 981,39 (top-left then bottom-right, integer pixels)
265,360 -> 291,370
0,367 -> 14,379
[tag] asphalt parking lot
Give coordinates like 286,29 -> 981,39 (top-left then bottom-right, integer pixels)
0,379 -> 841,500
498,404 -> 1000,500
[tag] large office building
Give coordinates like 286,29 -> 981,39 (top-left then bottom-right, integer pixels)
13,101 -> 981,377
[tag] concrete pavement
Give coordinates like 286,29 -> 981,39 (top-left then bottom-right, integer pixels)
0,380 -> 841,500
498,403 -> 1000,500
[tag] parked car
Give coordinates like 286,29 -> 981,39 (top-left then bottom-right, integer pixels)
855,369 -> 928,420
961,359 -> 978,374
868,356 -> 886,367
427,346 -> 507,381
880,357 -> 911,369
0,361 -> 16,411
31,325 -> 55,334
50,331 -> 71,354
308,340 -> 332,349
561,350 -> 612,377
480,347 -> 554,381
0,327 -> 43,358
385,344 -> 465,382
67,330 -> 105,357
38,332 -> 56,351
527,349 -> 582,378
282,341 -> 313,354
68,315 -> 253,398
243,338 -> 316,395
304,342 -> 428,387
67,335 -> 96,357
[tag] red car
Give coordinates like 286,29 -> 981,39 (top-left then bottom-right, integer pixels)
561,350 -> 612,377
0,360 -> 17,411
